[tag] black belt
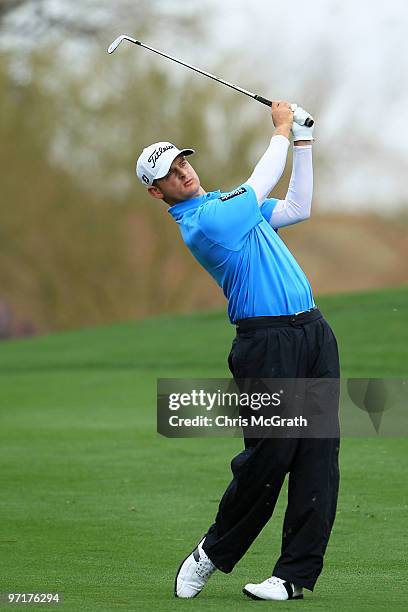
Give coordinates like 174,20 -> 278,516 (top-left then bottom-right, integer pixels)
236,307 -> 321,332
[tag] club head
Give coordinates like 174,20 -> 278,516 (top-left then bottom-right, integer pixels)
107,34 -> 138,54
107,35 -> 126,54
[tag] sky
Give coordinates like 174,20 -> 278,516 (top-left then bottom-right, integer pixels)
206,0 -> 408,212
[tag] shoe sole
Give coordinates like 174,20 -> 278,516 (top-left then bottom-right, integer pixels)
243,588 -> 304,601
174,537 -> 206,598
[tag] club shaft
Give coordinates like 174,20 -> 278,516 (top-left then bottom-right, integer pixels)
110,36 -> 314,126
132,39 -> 257,100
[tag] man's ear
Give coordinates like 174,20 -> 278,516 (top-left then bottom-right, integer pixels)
148,185 -> 165,200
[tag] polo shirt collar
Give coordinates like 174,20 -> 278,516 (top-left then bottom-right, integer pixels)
168,190 -> 221,221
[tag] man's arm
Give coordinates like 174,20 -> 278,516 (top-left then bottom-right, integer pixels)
266,143 -> 313,228
262,114 -> 315,228
246,101 -> 293,205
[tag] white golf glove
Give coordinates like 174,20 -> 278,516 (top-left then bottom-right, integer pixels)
291,103 -> 314,142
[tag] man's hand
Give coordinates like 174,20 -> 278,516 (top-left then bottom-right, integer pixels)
271,101 -> 293,140
292,106 -> 314,144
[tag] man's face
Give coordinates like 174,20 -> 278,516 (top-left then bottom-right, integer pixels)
148,155 -> 201,205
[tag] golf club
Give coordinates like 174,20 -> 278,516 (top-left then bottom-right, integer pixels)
107,34 -> 314,127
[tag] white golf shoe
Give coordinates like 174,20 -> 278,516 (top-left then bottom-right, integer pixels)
174,538 -> 217,598
243,575 -> 303,600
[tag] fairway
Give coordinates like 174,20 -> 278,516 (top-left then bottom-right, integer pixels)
0,287 -> 407,611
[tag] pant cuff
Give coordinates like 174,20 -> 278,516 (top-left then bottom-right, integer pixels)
202,544 -> 234,574
273,570 -> 316,592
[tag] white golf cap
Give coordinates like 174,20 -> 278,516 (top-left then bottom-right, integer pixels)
136,141 -> 195,186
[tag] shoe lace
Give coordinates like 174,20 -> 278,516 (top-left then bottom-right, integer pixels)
266,576 -> 284,586
196,558 -> 216,579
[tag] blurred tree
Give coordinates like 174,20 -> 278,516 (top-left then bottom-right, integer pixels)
0,0 -> 25,19
0,0 -> 202,40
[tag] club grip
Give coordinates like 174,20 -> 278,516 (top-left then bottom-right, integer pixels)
254,95 -> 272,107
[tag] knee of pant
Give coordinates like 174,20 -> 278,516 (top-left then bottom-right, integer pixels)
230,449 -> 253,475
231,440 -> 294,480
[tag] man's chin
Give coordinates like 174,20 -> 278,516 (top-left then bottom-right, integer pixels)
184,181 -> 200,196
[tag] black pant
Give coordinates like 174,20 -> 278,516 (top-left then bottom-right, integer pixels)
202,309 -> 340,591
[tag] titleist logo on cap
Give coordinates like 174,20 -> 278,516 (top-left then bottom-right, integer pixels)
148,145 -> 175,169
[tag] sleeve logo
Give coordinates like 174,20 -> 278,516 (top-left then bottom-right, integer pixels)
220,187 -> 247,202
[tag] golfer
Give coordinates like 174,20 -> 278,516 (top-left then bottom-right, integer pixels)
136,102 -> 340,601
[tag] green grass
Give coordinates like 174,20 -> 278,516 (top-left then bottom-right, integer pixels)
0,286 -> 407,611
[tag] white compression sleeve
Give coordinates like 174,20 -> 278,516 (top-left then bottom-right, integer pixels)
246,135 -> 290,205
269,145 -> 313,229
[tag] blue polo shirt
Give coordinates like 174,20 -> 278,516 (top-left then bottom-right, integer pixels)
168,184 -> 315,323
